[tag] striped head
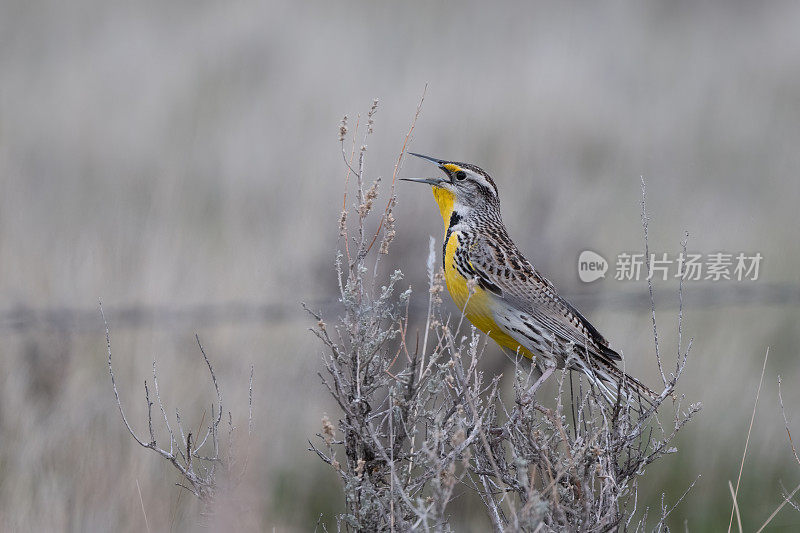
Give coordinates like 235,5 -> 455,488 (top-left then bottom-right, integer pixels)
401,153 -> 500,226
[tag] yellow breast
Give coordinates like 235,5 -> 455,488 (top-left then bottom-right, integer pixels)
443,231 -> 534,360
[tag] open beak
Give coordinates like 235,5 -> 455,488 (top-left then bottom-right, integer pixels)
408,152 -> 445,165
400,152 -> 450,186
399,177 -> 445,186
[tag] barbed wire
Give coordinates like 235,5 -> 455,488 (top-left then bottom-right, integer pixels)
2,282 -> 798,333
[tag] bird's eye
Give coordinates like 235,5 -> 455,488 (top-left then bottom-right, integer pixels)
455,170 -> 467,181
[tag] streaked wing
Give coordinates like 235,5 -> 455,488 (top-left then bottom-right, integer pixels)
466,234 -> 621,368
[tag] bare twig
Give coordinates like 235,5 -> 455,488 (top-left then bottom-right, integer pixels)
728,347 -> 769,533
104,300 -> 255,517
136,479 -> 151,533
641,177 -> 666,387
777,375 -> 800,467
728,480 -> 743,533
755,481 -> 800,533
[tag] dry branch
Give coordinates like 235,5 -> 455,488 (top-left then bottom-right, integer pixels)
103,300 -> 253,515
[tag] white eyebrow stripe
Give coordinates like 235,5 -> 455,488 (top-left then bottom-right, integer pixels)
470,171 -> 496,194
449,161 -> 498,196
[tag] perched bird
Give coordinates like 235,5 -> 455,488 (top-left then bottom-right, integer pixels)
402,153 -> 658,406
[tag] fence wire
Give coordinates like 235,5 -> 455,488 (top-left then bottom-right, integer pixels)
2,283 -> 799,333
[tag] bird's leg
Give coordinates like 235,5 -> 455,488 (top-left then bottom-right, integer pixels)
518,364 -> 554,407
528,364 -> 554,396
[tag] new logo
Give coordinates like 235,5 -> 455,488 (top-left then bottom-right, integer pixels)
578,250 -> 608,283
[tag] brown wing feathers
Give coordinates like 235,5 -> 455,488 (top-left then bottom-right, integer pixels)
466,232 -> 659,402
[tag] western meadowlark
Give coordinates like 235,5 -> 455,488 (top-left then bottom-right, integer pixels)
402,153 -> 658,406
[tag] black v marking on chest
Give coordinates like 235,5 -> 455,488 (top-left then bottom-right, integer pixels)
443,211 -> 463,269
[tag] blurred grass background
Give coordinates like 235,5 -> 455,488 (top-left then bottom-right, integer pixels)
1,0 -> 800,530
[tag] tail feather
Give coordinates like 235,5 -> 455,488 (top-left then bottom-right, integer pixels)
576,358 -> 662,410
